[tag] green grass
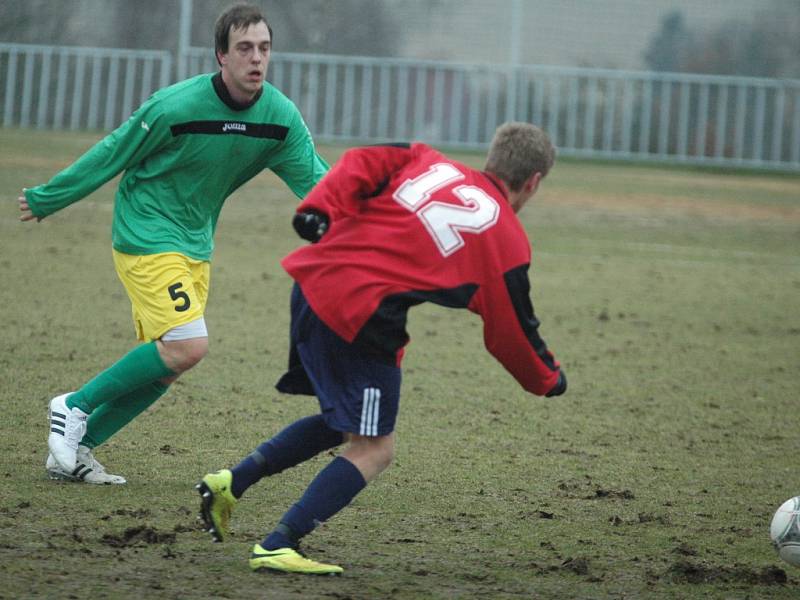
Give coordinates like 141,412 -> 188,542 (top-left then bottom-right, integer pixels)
1,128 -> 799,599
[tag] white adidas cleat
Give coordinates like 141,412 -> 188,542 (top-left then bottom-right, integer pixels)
46,445 -> 126,485
47,393 -> 88,471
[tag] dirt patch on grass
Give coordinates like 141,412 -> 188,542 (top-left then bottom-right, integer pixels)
100,526 -> 176,547
667,560 -> 788,585
589,488 -> 636,500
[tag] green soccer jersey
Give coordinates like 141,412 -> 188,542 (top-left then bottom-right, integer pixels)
25,73 -> 329,261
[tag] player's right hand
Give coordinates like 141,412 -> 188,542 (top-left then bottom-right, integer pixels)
292,210 -> 329,243
545,370 -> 567,397
18,189 -> 39,222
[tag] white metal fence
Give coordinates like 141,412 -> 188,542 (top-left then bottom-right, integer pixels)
3,42 -> 799,171
1,43 -> 171,131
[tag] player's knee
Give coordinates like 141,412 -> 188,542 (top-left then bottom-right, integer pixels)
158,336 -> 208,373
180,337 -> 208,368
376,445 -> 394,473
367,435 -> 395,474
345,433 -> 395,478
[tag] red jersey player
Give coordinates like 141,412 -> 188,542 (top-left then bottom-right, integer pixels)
198,122 -> 567,574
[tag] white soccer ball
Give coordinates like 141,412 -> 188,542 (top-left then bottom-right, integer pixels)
770,496 -> 800,566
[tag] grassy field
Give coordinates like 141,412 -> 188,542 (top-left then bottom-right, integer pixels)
0,127 -> 799,599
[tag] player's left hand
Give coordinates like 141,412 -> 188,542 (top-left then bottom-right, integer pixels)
18,190 -> 39,222
292,210 -> 329,243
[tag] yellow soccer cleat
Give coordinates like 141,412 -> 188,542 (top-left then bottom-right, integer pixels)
196,469 -> 236,542
249,544 -> 343,575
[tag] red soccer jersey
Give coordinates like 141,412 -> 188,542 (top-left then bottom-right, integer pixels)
281,143 -> 560,396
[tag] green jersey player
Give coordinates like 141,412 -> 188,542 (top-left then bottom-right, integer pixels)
18,4 -> 328,484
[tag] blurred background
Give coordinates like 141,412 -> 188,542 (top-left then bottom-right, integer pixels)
1,0 -> 799,169
3,0 -> 798,76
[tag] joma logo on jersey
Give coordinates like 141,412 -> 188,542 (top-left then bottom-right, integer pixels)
222,122 -> 246,133
170,121 -> 288,140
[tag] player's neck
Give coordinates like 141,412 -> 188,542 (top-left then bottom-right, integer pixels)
213,71 -> 262,111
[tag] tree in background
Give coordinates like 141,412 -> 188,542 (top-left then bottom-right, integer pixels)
686,0 -> 799,78
644,0 -> 800,78
643,10 -> 692,73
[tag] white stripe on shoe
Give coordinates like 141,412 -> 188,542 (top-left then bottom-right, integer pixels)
46,452 -> 127,485
47,393 -> 87,471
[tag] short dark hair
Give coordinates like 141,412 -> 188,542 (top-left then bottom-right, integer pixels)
214,4 -> 272,64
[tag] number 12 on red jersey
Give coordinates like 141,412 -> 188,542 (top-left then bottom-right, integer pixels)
393,163 -> 500,257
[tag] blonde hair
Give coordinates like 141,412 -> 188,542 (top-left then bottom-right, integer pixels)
484,122 -> 555,192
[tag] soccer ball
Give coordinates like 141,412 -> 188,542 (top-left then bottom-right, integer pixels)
770,496 -> 800,566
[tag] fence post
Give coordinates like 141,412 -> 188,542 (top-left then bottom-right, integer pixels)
177,0 -> 193,82
507,0 -> 522,122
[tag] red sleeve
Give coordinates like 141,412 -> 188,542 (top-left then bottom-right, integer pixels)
469,265 -> 561,396
297,144 -> 416,222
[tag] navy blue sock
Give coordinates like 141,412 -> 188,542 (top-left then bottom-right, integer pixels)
262,456 -> 367,550
230,415 -> 344,498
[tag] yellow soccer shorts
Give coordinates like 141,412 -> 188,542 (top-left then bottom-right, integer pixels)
112,250 -> 210,342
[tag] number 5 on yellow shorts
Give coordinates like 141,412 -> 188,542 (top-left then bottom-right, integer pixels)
112,250 -> 210,342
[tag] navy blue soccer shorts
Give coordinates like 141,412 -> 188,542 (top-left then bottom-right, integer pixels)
275,284 -> 401,437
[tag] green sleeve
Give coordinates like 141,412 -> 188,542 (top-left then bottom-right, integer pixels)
270,109 -> 329,199
25,101 -> 172,219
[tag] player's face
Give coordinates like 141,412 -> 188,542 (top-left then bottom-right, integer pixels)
218,21 -> 271,103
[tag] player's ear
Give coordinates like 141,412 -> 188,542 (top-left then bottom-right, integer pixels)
525,172 -> 542,195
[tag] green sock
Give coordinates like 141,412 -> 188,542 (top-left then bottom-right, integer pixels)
81,381 -> 170,448
66,342 -> 174,414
